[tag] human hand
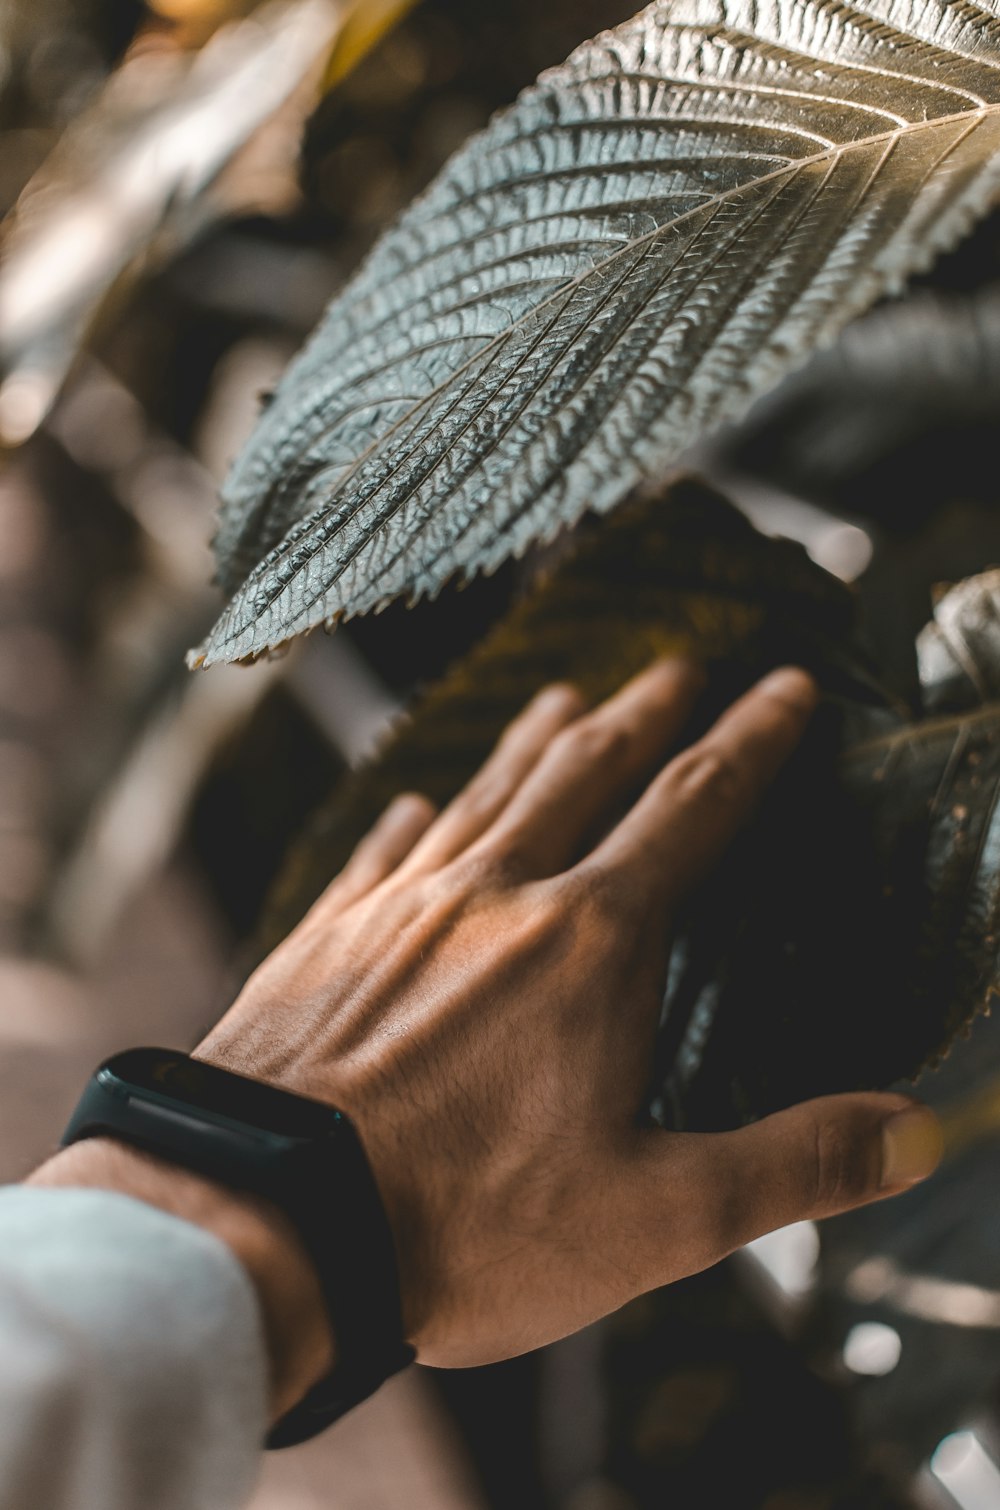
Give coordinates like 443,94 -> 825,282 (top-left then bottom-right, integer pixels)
197,660 -> 942,1374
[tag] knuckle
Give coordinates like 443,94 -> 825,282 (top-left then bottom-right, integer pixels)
557,865 -> 635,935
460,832 -> 533,885
448,844 -> 505,887
672,745 -> 743,807
809,1117 -> 868,1211
522,886 -> 570,942
556,864 -> 608,914
560,718 -> 630,767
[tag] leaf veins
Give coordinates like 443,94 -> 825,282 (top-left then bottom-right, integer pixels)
193,0 -> 1000,667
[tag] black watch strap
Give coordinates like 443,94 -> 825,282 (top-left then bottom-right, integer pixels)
61,1049 -> 415,1449
262,1118 -> 415,1449
257,1114 -> 415,1450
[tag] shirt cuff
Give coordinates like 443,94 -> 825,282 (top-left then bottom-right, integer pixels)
0,1185 -> 268,1510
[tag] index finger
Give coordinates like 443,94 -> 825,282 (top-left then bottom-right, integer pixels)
583,667 -> 818,909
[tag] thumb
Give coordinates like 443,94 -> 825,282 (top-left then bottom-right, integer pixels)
724,1092 -> 943,1238
637,1092 -> 943,1273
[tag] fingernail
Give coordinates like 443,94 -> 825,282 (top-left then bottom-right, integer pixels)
654,655 -> 706,686
880,1105 -> 943,1190
536,682 -> 583,711
386,792 -> 435,824
756,666 -> 819,713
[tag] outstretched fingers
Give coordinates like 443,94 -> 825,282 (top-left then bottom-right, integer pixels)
584,667 -> 818,909
473,658 -> 705,876
394,683 -> 586,875
312,792 -> 438,915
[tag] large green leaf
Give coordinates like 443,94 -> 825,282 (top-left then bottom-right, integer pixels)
193,0 -> 1000,666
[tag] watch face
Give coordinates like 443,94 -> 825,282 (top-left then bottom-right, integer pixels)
101,1048 -> 343,1138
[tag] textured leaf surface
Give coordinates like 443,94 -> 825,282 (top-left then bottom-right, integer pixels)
195,0 -> 1000,665
918,568 -> 1000,712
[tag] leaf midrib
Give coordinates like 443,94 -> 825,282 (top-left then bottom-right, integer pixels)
207,101 -> 999,662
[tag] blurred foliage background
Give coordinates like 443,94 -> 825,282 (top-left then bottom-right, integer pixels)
2,3 -> 1000,1508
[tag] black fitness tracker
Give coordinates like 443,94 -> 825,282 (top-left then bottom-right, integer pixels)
61,1047 -> 414,1448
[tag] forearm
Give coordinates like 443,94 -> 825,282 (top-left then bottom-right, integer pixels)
29,1140 -> 333,1423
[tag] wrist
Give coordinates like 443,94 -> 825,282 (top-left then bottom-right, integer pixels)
28,1139 -> 334,1421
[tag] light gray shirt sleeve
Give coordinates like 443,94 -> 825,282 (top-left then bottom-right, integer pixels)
0,1186 -> 269,1510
